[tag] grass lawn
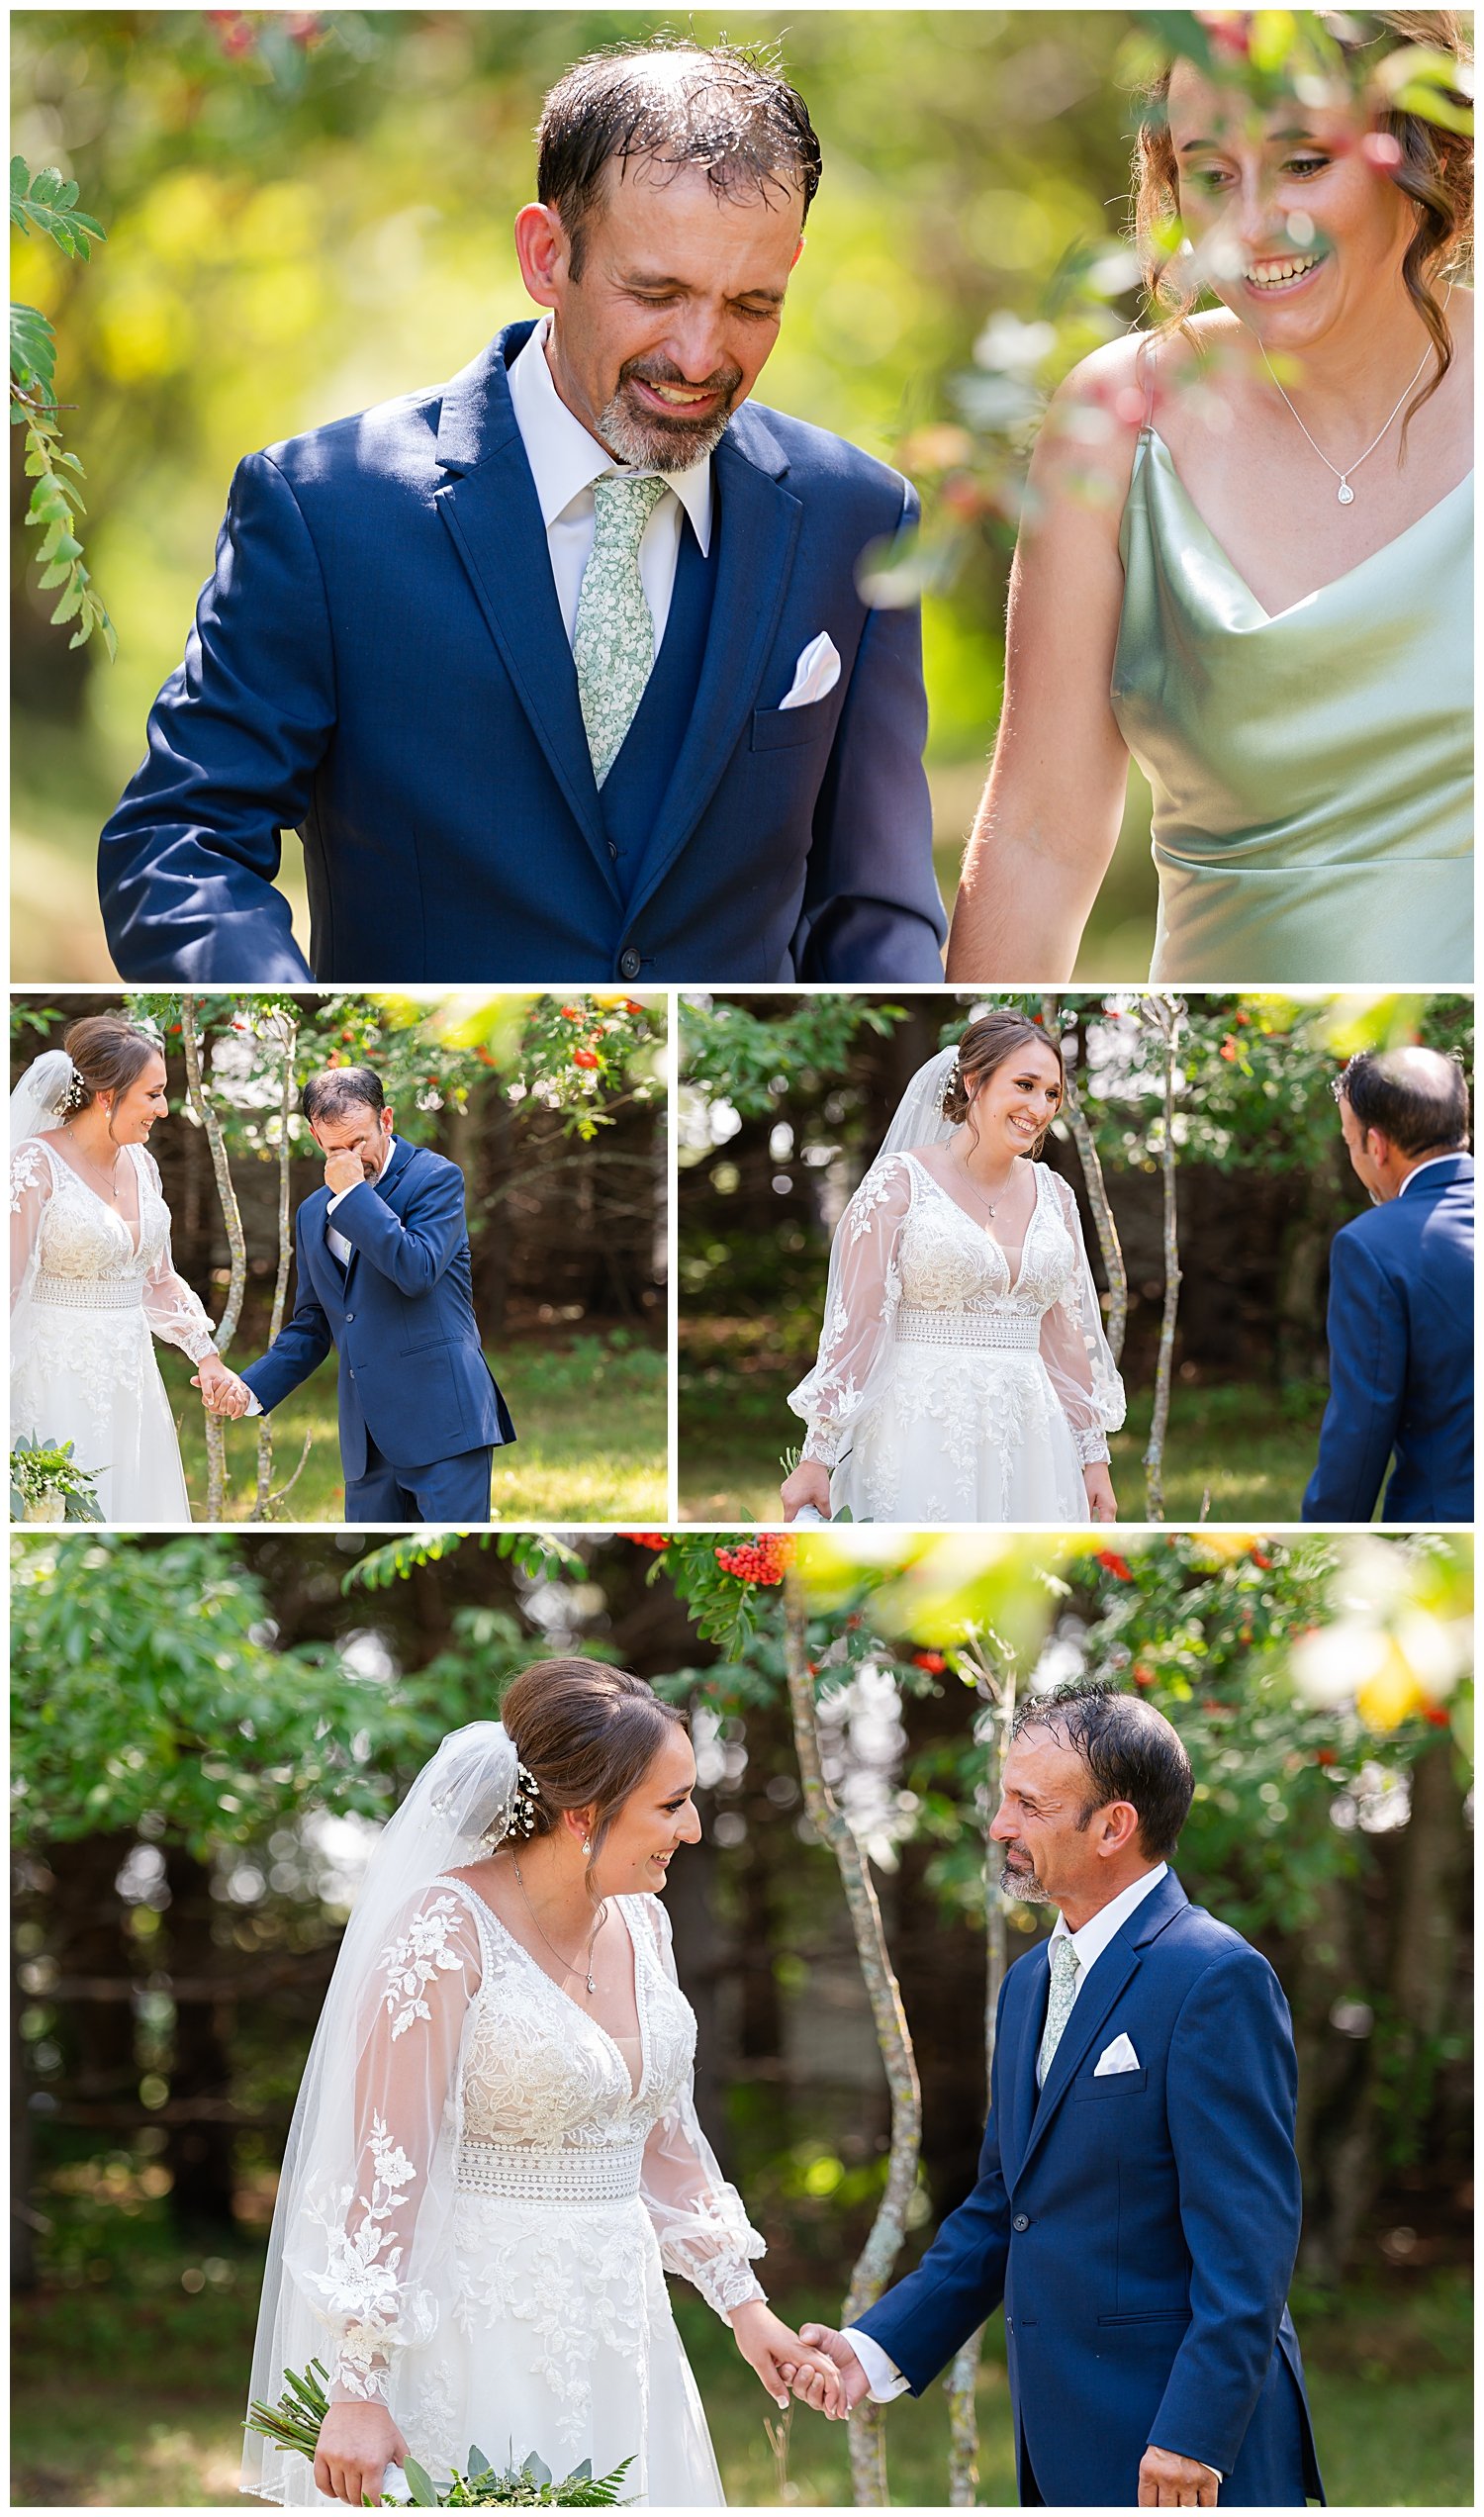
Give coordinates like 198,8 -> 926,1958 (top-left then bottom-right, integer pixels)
11,2216 -> 1469,2508
680,1340 -> 1330,1525
156,1331 -> 667,1524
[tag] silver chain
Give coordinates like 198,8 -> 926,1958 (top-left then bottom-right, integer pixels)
1258,310 -> 1441,507
511,1855 -> 607,1998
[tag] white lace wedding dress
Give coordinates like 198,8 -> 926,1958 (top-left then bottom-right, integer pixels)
788,1153 -> 1125,1523
272,1880 -> 763,2508
10,1136 -> 216,1520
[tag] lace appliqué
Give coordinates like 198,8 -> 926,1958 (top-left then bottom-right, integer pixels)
309,2113 -> 432,2400
379,1893 -> 468,2040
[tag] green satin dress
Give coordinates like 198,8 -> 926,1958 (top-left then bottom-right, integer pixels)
1111,428 -> 1473,982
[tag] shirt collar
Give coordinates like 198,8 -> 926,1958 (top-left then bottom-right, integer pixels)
507,313 -> 712,553
1051,1862 -> 1168,1972
1396,1153 -> 1466,1198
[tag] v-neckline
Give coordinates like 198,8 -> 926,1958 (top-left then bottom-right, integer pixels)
38,1135 -> 144,1254
902,1149 -> 1044,1297
448,1876 -> 649,2105
1144,426 -> 1473,626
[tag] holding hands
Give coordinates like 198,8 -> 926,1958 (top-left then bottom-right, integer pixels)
728,2298 -> 846,2416
191,1353 -> 253,1418
777,2321 -> 870,2420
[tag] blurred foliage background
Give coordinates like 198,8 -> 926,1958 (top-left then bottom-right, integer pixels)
676,987 -> 1473,1521
10,988 -> 669,1520
10,1526 -> 1472,2505
11,7 -> 1167,979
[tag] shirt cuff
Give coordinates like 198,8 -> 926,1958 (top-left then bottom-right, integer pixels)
841,2326 -> 910,2402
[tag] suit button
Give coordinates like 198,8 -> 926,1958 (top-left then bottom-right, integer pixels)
607,841 -> 619,859
1012,2214 -> 1029,2232
619,948 -> 641,979
345,1311 -> 354,1322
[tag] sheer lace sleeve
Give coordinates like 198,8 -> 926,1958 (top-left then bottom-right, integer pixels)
787,1155 -> 914,1470
634,1896 -> 767,2320
138,1149 -> 218,1360
288,1886 -> 482,2403
11,1141 -> 52,1318
1039,1172 -> 1126,1466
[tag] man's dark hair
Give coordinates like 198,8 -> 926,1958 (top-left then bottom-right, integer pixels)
1336,1048 -> 1470,1157
302,1066 -> 386,1127
1011,1680 -> 1193,1862
536,40 -> 822,278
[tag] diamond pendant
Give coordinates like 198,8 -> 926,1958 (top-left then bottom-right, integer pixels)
1337,479 -> 1355,506
586,1973 -> 597,1996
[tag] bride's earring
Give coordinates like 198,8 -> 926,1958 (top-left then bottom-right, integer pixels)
582,1838 -> 593,1857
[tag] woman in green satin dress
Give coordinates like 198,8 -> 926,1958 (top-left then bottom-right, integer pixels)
948,12 -> 1473,987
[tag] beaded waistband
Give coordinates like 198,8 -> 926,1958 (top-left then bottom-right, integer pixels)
894,1306 -> 1040,1351
455,2139 -> 645,2205
33,1273 -> 143,1311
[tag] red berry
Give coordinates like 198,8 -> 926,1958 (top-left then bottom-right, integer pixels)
1424,1707 -> 1451,1728
560,1005 -> 584,1021
1096,1551 -> 1133,1581
1251,1548 -> 1274,1570
1315,1747 -> 1338,1767
912,1651 -> 947,1673
573,1048 -> 600,1070
630,1534 -> 669,1552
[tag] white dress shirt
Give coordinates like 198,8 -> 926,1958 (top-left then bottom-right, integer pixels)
241,1140 -> 398,1415
846,1865 -> 1176,2408
506,313 -> 712,650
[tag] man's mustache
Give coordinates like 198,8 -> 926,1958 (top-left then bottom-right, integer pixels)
619,353 -> 744,403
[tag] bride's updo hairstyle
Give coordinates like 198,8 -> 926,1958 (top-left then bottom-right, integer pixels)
1133,11 -> 1473,429
59,1013 -> 163,1123
500,1656 -> 687,1897
941,1010 -> 1066,1160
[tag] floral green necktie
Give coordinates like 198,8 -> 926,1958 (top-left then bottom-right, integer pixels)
573,472 -> 667,789
1037,1934 -> 1080,2083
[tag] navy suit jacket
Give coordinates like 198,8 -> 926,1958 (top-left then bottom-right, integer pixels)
1303,1153 -> 1473,1523
236,1139 -> 514,1482
98,321 -> 946,983
855,1873 -> 1324,2509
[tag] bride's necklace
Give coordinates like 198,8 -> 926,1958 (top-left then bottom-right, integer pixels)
954,1152 -> 1015,1224
1258,315 -> 1440,507
512,1854 -> 606,1997
62,1122 -> 125,1202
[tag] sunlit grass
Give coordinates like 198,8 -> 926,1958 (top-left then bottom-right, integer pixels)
156,1331 -> 667,1525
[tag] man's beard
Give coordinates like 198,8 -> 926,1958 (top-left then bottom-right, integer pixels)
1000,1851 -> 1052,1905
597,358 -> 742,472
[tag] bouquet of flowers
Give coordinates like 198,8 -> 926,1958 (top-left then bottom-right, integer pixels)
10,1434 -> 104,1523
245,2362 -> 634,2507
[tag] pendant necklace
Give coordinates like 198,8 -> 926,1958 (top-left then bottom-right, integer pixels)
955,1152 -> 1012,1224
63,1123 -> 125,1202
1259,308 -> 1442,507
512,1854 -> 605,1996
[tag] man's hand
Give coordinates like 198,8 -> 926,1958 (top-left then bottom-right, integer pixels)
1138,2445 -> 1219,2506
777,2322 -> 871,2419
727,2298 -> 844,2416
192,1355 -> 252,1419
324,1148 -> 364,1196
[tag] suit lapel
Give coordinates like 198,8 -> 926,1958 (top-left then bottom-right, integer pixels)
1018,1872 -> 1189,2175
622,408 -> 803,928
432,326 -> 616,898
336,1139 -> 416,1294
1000,1945 -> 1049,2186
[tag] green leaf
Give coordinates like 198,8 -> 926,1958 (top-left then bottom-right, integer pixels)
402,2458 -> 438,2506
467,2447 -> 493,2478
50,581 -> 84,624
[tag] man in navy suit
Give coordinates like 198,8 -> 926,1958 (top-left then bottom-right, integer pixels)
196,1065 -> 513,1521
1303,1046 -> 1473,1524
98,44 -> 946,985
786,1685 -> 1325,2508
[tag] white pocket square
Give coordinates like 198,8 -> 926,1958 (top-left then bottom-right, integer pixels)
1093,2033 -> 1142,2077
780,629 -> 841,709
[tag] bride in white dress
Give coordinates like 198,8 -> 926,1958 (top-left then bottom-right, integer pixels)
10,1016 -> 239,1520
243,1659 -> 842,2511
782,1011 -> 1125,1525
